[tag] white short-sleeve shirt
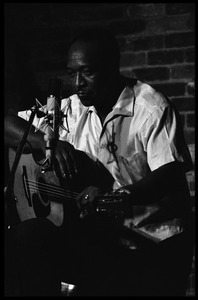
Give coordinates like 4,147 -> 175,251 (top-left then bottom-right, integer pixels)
18,80 -> 192,245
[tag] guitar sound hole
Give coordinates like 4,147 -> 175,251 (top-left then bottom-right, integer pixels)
32,177 -> 51,218
38,177 -> 50,205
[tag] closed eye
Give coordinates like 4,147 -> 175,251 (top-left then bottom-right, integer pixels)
83,70 -> 93,76
66,67 -> 97,79
66,68 -> 75,77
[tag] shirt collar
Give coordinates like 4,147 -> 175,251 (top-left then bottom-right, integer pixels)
111,85 -> 135,117
87,85 -> 135,119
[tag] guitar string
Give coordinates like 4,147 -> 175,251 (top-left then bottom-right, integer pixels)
26,185 -> 77,200
25,179 -> 78,199
28,184 -> 78,199
28,187 -> 76,202
27,185 -> 77,199
28,187 -> 75,200
25,178 -> 79,196
25,179 -> 125,204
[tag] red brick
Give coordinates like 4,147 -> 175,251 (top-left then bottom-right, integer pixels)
127,3 -> 165,18
147,15 -> 192,34
185,48 -> 195,63
179,114 -> 185,128
183,129 -> 195,145
5,2 -> 196,132
152,82 -> 186,97
109,20 -> 146,35
171,65 -> 195,80
186,80 -> 195,96
128,36 -> 164,52
165,3 -> 195,15
186,113 -> 195,128
134,67 -> 170,81
172,97 -> 195,112
187,13 -> 195,30
120,69 -> 136,78
148,50 -> 184,65
165,32 -> 195,48
120,52 -> 146,68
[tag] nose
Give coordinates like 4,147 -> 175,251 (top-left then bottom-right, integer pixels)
75,72 -> 85,88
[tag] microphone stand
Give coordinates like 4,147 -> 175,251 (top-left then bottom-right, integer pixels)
5,79 -> 63,230
4,103 -> 40,230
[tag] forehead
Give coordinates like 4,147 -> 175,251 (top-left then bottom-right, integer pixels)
67,41 -> 102,67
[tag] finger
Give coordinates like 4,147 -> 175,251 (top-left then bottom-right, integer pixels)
62,150 -> 76,178
82,194 -> 90,207
80,208 -> 89,219
62,143 -> 78,174
54,152 -> 70,181
67,146 -> 78,174
76,186 -> 100,216
80,194 -> 91,219
81,191 -> 97,213
75,193 -> 82,210
76,190 -> 88,210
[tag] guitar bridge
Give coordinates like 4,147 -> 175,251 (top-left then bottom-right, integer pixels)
22,165 -> 32,207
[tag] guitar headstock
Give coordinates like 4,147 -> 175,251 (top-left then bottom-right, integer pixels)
96,188 -> 131,218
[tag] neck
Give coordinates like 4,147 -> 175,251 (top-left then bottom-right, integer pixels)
96,74 -> 126,124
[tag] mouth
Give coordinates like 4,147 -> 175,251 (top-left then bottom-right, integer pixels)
76,91 -> 93,106
77,91 -> 89,98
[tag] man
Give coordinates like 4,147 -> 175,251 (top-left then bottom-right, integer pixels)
4,27 -> 194,296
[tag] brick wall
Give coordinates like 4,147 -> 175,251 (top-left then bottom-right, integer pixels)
5,1 -> 195,202
5,3 -> 195,295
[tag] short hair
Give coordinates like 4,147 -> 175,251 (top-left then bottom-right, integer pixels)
69,27 -> 120,70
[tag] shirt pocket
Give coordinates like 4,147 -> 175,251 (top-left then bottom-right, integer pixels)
120,152 -> 150,183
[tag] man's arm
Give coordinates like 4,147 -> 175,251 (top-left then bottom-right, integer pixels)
4,112 -> 45,157
125,161 -> 189,204
122,161 -> 192,222
76,161 -> 191,220
4,112 -> 114,189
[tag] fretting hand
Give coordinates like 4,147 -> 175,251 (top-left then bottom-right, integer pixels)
76,186 -> 102,219
76,186 -> 133,219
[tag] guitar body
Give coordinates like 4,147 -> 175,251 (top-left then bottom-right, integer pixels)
8,148 -> 162,246
9,148 -> 64,226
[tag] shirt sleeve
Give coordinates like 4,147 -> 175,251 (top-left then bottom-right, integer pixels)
140,105 -> 192,173
18,108 -> 46,133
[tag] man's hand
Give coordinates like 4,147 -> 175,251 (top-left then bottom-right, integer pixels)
76,186 -> 133,219
76,186 -> 102,218
52,140 -> 114,190
53,140 -> 78,182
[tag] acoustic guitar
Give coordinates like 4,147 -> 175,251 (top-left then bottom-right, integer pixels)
8,148 -> 161,246
8,148 -> 129,226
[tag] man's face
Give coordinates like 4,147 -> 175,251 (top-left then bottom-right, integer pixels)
66,41 -> 106,107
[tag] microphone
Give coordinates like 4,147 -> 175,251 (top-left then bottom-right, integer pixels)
42,78 -> 63,171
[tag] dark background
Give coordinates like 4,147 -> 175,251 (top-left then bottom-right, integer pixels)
4,3 -> 195,295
